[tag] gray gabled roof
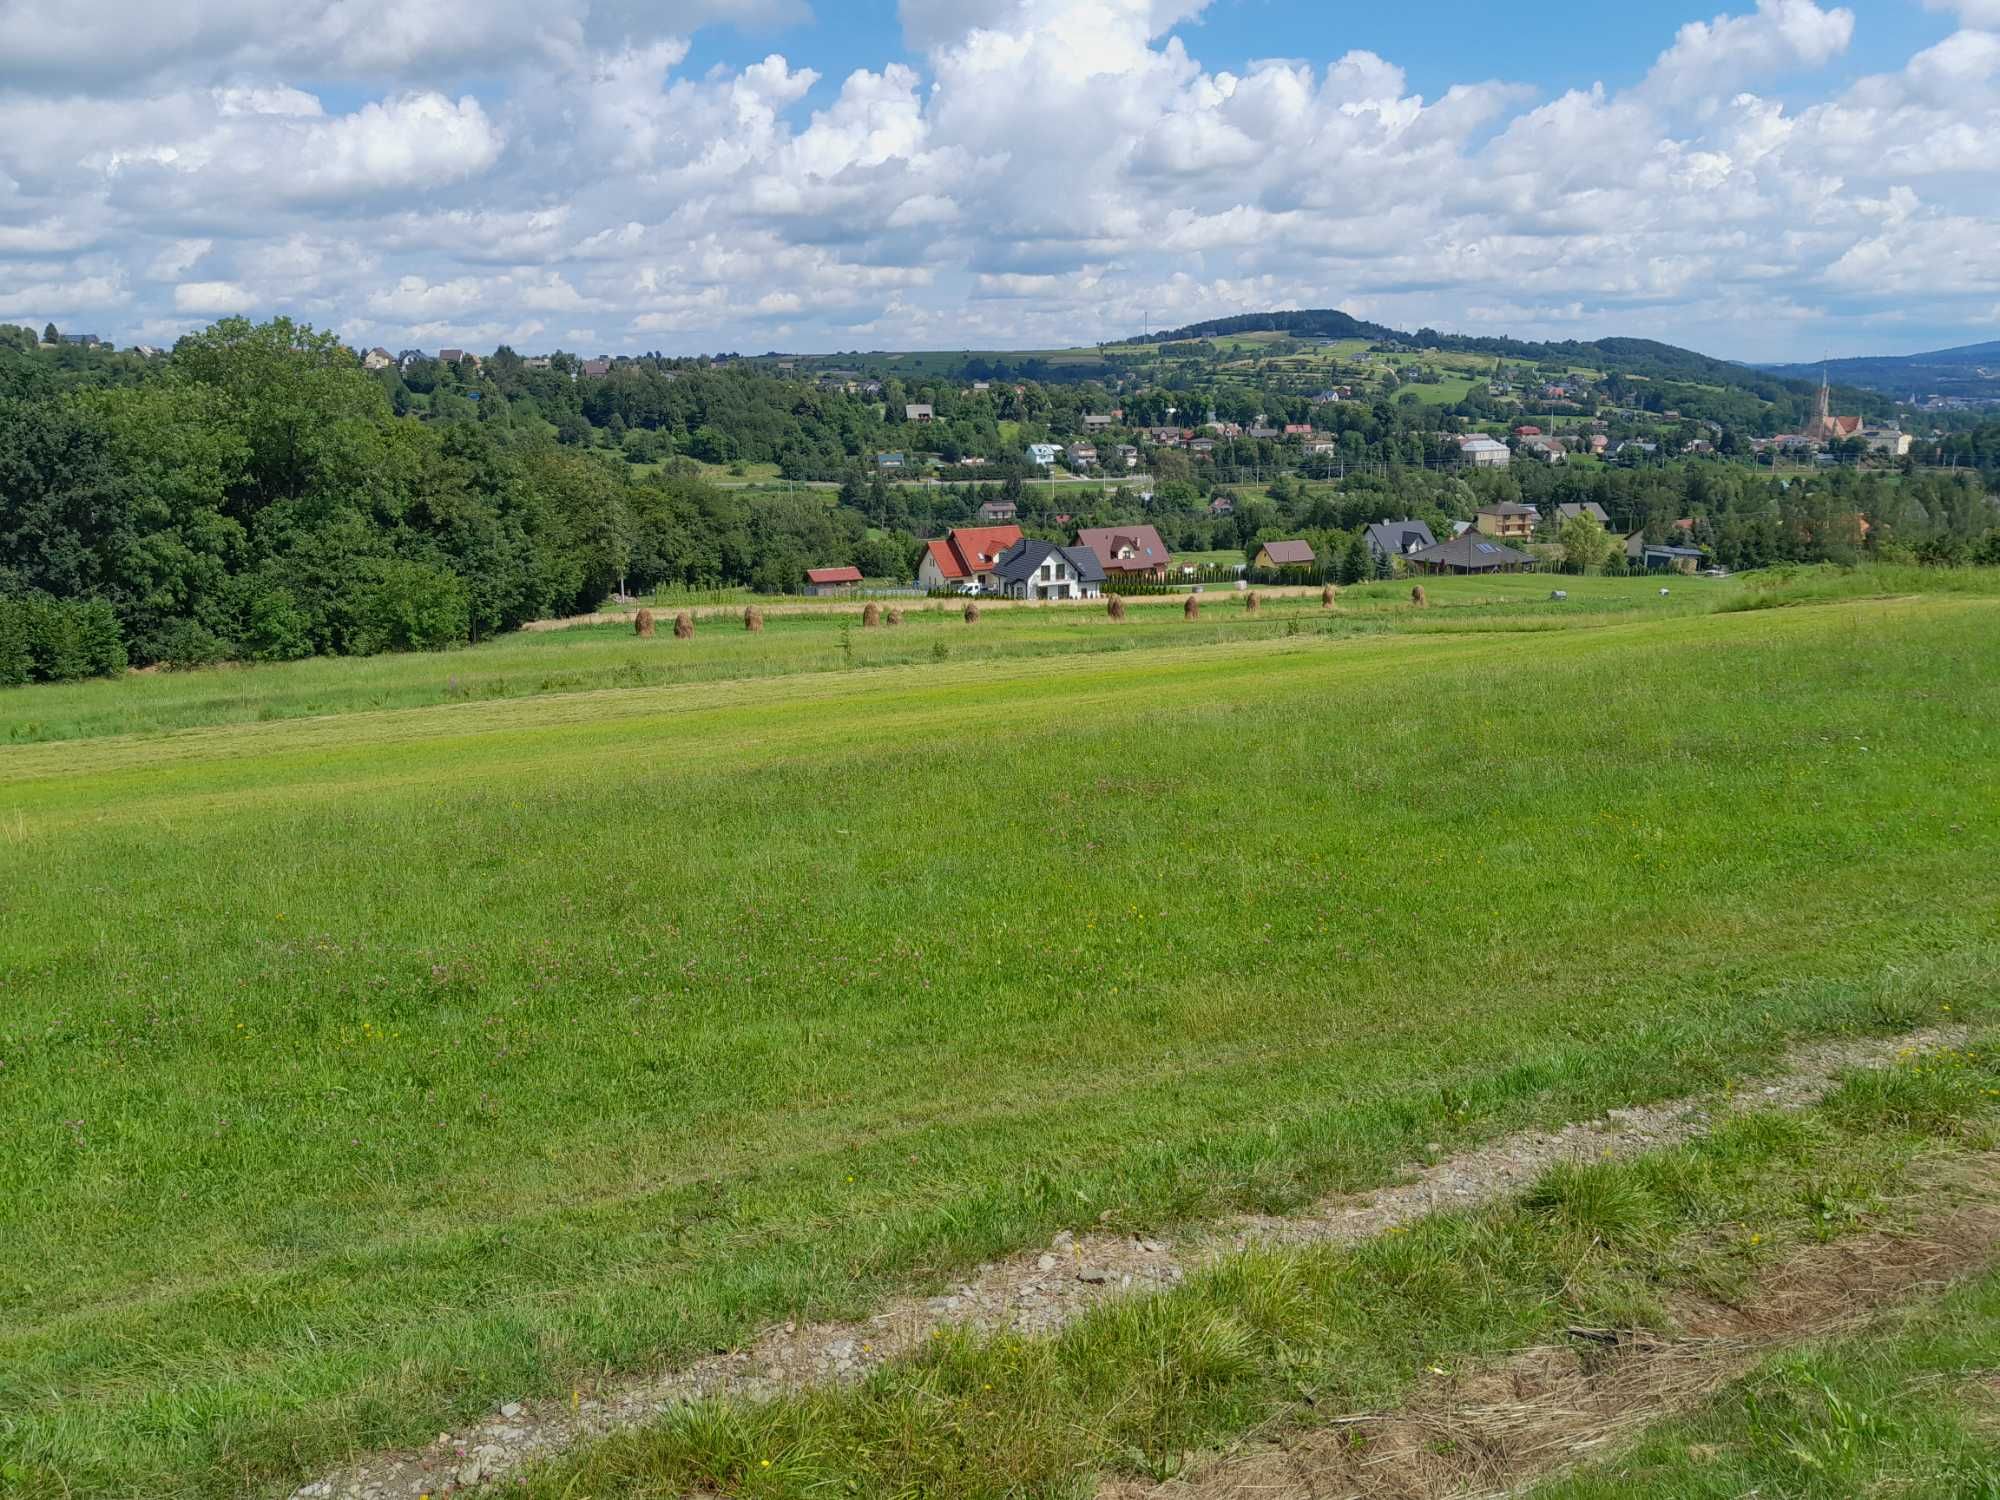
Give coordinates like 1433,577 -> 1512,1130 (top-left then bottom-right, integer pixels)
1365,519 -> 1437,556
993,538 -> 1106,585
1407,532 -> 1535,570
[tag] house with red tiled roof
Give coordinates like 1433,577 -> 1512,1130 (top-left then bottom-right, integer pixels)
804,566 -> 863,596
916,525 -> 1024,592
1074,525 -> 1172,581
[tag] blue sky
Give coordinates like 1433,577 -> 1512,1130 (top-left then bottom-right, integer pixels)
2,0 -> 1997,361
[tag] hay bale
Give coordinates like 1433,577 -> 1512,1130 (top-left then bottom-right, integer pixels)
1106,594 -> 1126,621
1244,590 -> 1261,613
744,606 -> 764,632
634,608 -> 656,637
963,601 -> 980,624
1321,584 -> 1336,607
886,607 -> 903,626
1411,584 -> 1428,608
672,611 -> 694,640
862,602 -> 881,628
1184,594 -> 1201,620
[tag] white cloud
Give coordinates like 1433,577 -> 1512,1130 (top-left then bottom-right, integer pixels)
173,279 -> 251,312
1647,0 -> 1855,99
2,0 -> 1998,359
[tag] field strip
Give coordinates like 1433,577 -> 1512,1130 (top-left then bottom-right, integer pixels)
1109,1166 -> 2000,1500
4,592 -> 1946,782
290,1026 -> 1964,1500
3,598 -> 1951,818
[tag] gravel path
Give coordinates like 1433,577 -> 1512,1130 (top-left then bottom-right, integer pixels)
291,1027 -> 1961,1500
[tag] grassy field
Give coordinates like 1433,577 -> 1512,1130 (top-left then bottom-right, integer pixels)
3,570 -> 1998,1497
0,573 -> 1728,744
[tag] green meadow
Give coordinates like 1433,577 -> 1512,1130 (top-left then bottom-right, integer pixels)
2,570 -> 1998,1497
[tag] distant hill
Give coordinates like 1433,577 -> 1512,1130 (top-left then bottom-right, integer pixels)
1762,341 -> 2000,399
1131,309 -> 1400,345
1127,313 -> 1891,418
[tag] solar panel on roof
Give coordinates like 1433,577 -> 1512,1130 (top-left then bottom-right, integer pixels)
1475,543 -> 1499,554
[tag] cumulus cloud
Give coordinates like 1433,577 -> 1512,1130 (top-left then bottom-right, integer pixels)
2,0 -> 1998,358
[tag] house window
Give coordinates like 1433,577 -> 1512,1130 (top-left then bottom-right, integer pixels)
1040,563 -> 1052,581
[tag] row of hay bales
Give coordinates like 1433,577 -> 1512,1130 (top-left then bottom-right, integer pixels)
633,584 -> 1429,638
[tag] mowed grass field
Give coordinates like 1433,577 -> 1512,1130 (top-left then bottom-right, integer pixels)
2,572 -> 1999,1497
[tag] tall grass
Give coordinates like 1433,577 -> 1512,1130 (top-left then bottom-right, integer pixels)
0,589 -> 1995,1496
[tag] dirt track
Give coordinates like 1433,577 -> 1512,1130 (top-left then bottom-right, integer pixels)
291,1027 -> 1964,1500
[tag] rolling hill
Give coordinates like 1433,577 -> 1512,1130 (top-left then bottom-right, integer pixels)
1764,340 -> 2000,399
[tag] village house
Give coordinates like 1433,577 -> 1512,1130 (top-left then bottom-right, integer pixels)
1114,443 -> 1139,468
579,357 -> 612,378
1026,442 -> 1063,467
1075,524 -> 1172,582
1082,413 -> 1115,431
876,451 -> 905,469
1208,495 -> 1235,517
1188,438 -> 1216,456
978,498 -> 1019,523
1283,423 -> 1314,437
906,404 -> 934,423
917,525 -> 1025,593
362,347 -> 395,371
1454,434 -> 1511,469
1640,543 -> 1704,574
1552,502 -> 1612,526
522,355 -> 553,370
1407,533 -> 1538,575
804,566 -> 863,597
1520,436 -> 1568,463
1364,519 -> 1437,564
1067,444 -> 1099,468
1254,540 -> 1317,570
1865,426 -> 1913,456
993,539 -> 1106,601
1474,503 -> 1539,540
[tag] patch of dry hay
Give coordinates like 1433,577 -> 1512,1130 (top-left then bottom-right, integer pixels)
633,608 -> 655,637
672,611 -> 694,640
1320,585 -> 1335,607
964,602 -> 980,623
1107,595 -> 1126,621
744,606 -> 764,632
862,602 -> 881,627
886,607 -> 903,626
1184,595 -> 1200,620
1411,584 -> 1428,608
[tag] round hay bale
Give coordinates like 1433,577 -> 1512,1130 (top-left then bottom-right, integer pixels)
1244,590 -> 1261,613
862,602 -> 881,628
1106,594 -> 1126,621
963,601 -> 980,624
743,606 -> 764,632
1184,594 -> 1200,620
1411,584 -> 1428,608
1320,584 -> 1336,607
672,611 -> 694,640
634,608 -> 656,637
886,607 -> 903,626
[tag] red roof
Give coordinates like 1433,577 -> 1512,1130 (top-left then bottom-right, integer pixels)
806,566 -> 863,585
1514,425 -> 1542,436
922,526 -> 1024,579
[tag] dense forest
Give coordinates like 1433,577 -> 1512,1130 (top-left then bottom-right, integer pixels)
3,318 -> 1996,682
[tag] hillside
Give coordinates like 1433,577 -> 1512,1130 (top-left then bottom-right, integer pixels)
1765,339 -> 2000,400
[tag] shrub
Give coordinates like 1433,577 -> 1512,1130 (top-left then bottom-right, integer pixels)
347,560 -> 470,655
0,597 -> 130,683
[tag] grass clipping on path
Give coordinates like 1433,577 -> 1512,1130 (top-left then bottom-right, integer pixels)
516,1041 -> 2000,1500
